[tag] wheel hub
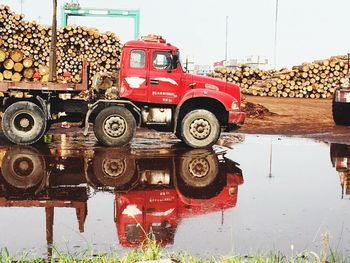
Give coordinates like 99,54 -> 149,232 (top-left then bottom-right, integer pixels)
188,158 -> 209,178
20,118 -> 30,128
13,157 -> 34,177
13,113 -> 35,132
102,159 -> 125,177
104,115 -> 126,137
189,119 -> 211,140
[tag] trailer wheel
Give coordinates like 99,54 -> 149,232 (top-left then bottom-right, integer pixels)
180,109 -> 220,148
93,106 -> 136,146
2,101 -> 47,145
1,146 -> 45,189
332,99 -> 350,125
92,150 -> 136,188
178,149 -> 220,188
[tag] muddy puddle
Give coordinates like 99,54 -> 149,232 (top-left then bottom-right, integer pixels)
0,134 -> 349,259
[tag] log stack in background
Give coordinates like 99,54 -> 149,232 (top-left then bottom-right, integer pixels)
213,55 -> 350,99
211,65 -> 275,92
0,5 -> 122,83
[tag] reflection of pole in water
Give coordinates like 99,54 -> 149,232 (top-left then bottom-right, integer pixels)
269,138 -> 273,178
221,210 -> 224,226
45,207 -> 54,260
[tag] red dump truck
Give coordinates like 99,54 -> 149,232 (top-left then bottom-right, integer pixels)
0,35 -> 245,148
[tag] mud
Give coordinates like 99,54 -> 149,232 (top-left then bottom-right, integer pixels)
240,98 -> 274,119
240,96 -> 350,144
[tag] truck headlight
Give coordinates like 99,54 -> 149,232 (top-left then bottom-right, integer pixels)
231,101 -> 239,110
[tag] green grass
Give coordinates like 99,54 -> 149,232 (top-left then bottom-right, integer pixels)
0,233 -> 348,263
0,247 -> 348,263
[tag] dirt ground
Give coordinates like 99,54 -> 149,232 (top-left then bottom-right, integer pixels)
239,95 -> 350,144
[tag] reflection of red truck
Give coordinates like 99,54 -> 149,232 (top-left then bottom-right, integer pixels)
115,153 -> 243,247
0,35 -> 245,148
0,145 -> 243,249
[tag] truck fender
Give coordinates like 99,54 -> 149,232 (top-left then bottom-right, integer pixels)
83,99 -> 141,136
173,89 -> 237,132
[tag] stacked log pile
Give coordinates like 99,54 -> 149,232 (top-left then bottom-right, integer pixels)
211,65 -> 275,92
214,55 -> 350,99
0,5 -> 122,83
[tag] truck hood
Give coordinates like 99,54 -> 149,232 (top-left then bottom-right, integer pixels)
185,73 -> 241,100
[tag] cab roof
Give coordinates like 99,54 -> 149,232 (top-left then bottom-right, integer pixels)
124,39 -> 178,51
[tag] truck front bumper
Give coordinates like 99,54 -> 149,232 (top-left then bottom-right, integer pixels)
228,110 -> 246,125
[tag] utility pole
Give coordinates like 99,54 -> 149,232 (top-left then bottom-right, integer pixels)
20,0 -> 24,14
49,0 -> 58,82
273,0 -> 279,69
225,16 -> 228,63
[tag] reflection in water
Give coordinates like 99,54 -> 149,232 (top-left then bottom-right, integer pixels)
330,143 -> 350,199
0,145 -> 243,255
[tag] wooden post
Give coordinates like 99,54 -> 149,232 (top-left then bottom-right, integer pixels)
48,0 -> 57,82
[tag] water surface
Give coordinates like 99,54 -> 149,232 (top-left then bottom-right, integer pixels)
0,135 -> 349,259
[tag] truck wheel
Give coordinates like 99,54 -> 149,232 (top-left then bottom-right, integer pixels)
92,150 -> 136,188
180,109 -> 220,148
2,101 -> 47,145
1,146 -> 45,189
93,106 -> 136,146
332,99 -> 350,125
178,149 -> 219,188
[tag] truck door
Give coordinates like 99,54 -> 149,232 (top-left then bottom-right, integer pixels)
148,50 -> 181,105
120,48 -> 148,102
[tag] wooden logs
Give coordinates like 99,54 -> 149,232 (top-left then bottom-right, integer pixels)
213,55 -> 350,99
3,59 -> 14,70
3,70 -> 12,80
22,57 -> 33,68
0,5 -> 122,83
0,48 -> 6,62
13,62 -> 23,72
23,68 -> 34,79
11,72 -> 21,82
10,50 -> 24,62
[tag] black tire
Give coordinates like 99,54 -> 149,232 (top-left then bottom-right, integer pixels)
1,146 -> 46,189
93,106 -> 136,147
332,99 -> 350,125
2,101 -> 47,145
330,143 -> 350,167
174,125 -> 183,140
180,109 -> 220,148
178,149 -> 220,188
92,150 -> 136,188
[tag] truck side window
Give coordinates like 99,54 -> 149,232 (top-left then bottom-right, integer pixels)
130,50 -> 145,68
153,52 -> 171,70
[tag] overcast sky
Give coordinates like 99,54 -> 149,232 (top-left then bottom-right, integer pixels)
2,0 -> 350,68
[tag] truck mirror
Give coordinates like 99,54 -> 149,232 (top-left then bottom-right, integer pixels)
172,54 -> 178,70
166,54 -> 174,73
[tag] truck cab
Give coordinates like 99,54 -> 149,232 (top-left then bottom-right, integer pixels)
111,35 -> 245,147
